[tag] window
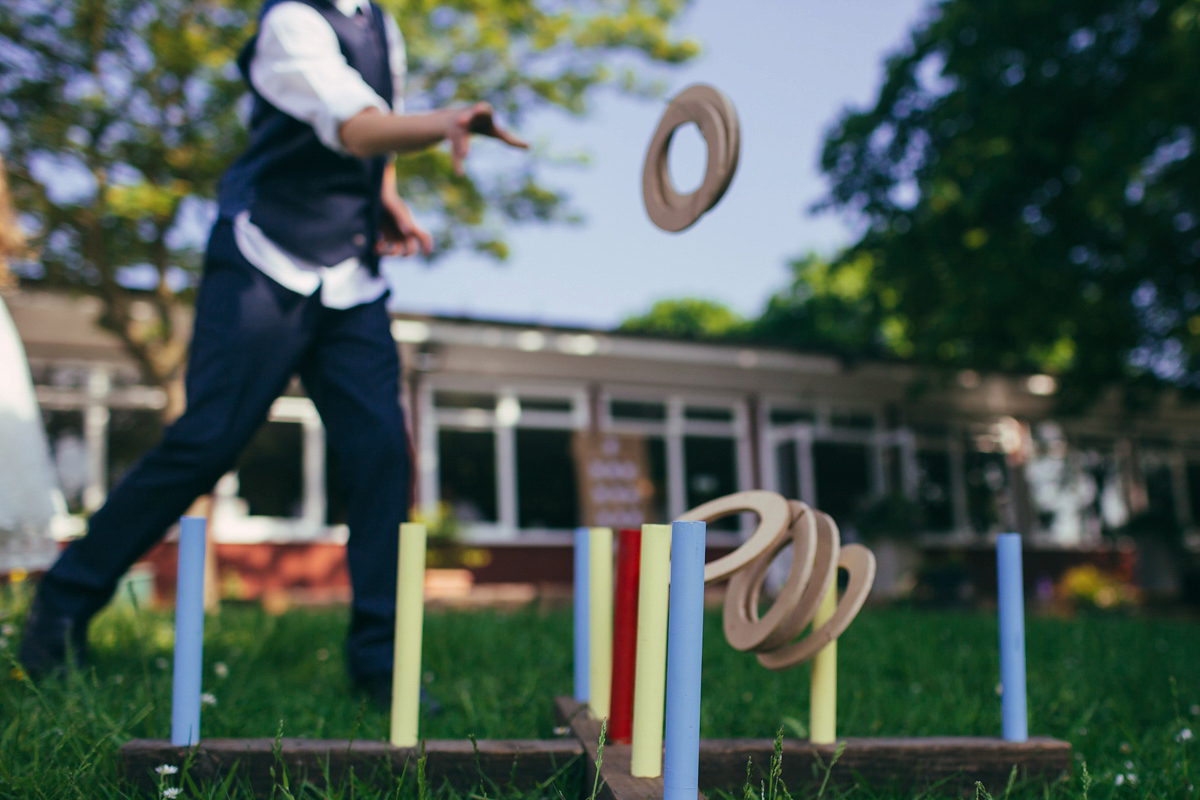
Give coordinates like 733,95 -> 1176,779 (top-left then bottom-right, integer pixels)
769,408 -> 815,426
831,412 -> 876,430
107,409 -> 162,492
884,444 -> 905,499
438,429 -> 497,522
645,436 -> 669,523
236,421 -> 304,518
520,397 -> 573,414
426,385 -> 586,535
434,391 -> 495,411
685,406 -> 734,422
775,440 -> 799,500
611,400 -> 667,421
602,395 -> 745,526
516,428 -> 579,529
1188,460 -> 1200,526
916,450 -> 954,531
1075,442 -> 1126,534
44,409 -> 86,512
766,401 -> 894,526
1140,451 -> 1177,527
684,436 -> 738,529
965,451 -> 1007,535
813,441 -> 871,522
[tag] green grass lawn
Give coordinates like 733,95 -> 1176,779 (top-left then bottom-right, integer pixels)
1,585 -> 1196,799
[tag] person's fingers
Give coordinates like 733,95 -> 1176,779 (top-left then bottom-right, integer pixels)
447,124 -> 464,175
466,113 -> 494,136
465,101 -> 492,132
378,235 -> 421,258
452,131 -> 470,176
492,127 -> 528,149
417,228 -> 434,256
468,106 -> 527,149
451,102 -> 526,167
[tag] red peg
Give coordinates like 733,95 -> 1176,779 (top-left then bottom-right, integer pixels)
608,528 -> 642,743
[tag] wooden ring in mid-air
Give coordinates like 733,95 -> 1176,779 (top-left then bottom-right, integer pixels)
642,84 -> 741,232
722,500 -> 820,652
676,490 -> 791,584
676,490 -> 875,672
752,510 -> 841,650
755,538 -> 876,670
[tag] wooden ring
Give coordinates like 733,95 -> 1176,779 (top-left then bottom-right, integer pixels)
755,510 -> 840,649
703,85 -> 740,203
722,501 -> 818,652
642,84 -> 741,232
755,537 -> 877,671
676,491 -> 875,671
676,490 -> 791,584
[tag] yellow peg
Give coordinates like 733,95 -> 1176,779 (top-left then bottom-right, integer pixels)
588,527 -> 614,721
390,523 -> 427,747
808,579 -> 838,744
630,524 -> 672,777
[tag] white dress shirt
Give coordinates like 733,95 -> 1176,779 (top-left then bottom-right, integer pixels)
233,0 -> 407,309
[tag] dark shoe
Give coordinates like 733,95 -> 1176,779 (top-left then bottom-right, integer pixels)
17,596 -> 88,681
352,674 -> 442,716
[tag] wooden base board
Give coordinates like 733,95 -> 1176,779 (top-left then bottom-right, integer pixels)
695,735 -> 1073,795
119,737 -> 583,796
120,706 -> 1073,798
555,696 -> 702,800
554,697 -> 1073,798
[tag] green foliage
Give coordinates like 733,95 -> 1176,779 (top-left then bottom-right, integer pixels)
747,252 -> 899,357
813,0 -> 1200,409
0,0 -> 257,409
627,253 -> 908,359
617,297 -> 746,339
0,0 -> 698,406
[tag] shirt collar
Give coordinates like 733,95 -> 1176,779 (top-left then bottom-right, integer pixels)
334,0 -> 370,18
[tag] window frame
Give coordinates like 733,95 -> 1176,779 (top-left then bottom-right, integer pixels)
419,378 -> 588,541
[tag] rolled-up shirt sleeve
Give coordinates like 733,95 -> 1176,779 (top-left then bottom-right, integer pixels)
250,1 -> 405,153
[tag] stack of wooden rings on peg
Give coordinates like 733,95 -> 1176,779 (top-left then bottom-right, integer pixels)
678,490 -> 876,670
642,84 -> 740,232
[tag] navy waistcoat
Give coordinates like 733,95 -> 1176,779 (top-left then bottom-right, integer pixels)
217,0 -> 393,272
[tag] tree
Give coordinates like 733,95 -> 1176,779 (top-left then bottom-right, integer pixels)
0,156 -> 25,279
1,0 -> 699,416
617,297 -> 745,339
2,0 -> 255,416
813,0 -> 1200,409
748,252 -> 893,357
614,258 -> 884,355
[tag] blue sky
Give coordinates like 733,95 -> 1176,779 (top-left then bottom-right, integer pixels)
382,0 -> 932,328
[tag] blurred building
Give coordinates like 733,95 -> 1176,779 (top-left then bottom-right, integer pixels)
6,286 -> 1200,599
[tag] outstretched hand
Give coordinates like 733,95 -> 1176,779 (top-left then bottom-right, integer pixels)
379,194 -> 433,258
446,102 -> 528,175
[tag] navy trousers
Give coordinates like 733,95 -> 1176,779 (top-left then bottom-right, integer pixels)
38,220 -> 409,679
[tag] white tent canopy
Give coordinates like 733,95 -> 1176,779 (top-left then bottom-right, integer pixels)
0,295 -> 60,572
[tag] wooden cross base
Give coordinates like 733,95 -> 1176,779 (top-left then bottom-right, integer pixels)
119,703 -> 1072,797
